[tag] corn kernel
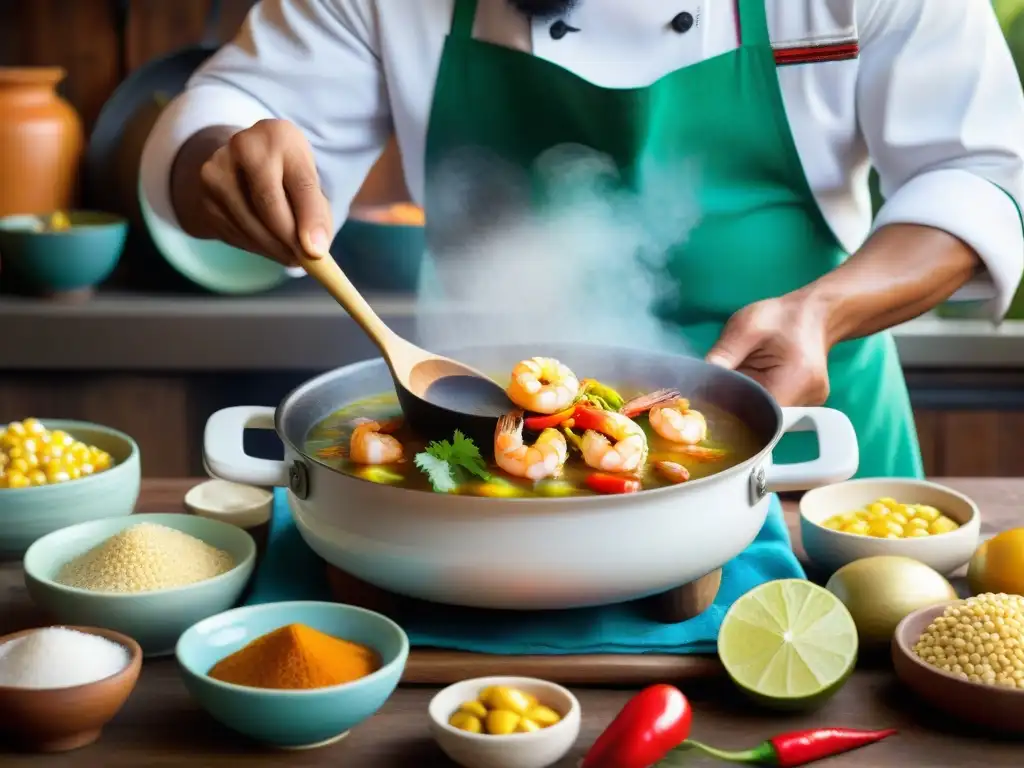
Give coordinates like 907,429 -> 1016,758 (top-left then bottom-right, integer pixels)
930,516 -> 959,535
915,505 -> 941,522
906,527 -> 931,538
868,519 -> 904,538
842,520 -> 870,535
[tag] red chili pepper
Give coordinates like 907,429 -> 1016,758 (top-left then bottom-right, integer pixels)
586,473 -> 641,495
678,728 -> 898,767
581,684 -> 692,768
571,404 -> 611,432
523,406 -> 577,431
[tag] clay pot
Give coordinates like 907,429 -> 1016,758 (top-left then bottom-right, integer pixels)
0,68 -> 84,217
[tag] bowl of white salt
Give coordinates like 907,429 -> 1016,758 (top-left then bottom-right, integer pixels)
0,625 -> 142,752
23,513 -> 256,657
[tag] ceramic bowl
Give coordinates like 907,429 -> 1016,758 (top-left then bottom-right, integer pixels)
799,478 -> 980,576
0,212 -> 127,297
183,479 -> 274,531
893,602 -> 1024,735
175,601 -> 409,749
23,513 -> 256,656
428,676 -> 582,768
331,204 -> 426,292
0,625 -> 142,752
0,420 -> 141,559
138,179 -> 294,294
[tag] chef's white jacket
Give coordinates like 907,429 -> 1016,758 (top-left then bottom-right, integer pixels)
141,0 -> 1024,317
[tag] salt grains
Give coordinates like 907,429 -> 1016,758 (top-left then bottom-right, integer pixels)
0,627 -> 129,689
55,522 -> 235,594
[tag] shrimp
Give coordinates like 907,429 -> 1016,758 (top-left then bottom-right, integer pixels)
649,398 -> 708,445
654,460 -> 691,484
349,420 -> 404,465
494,411 -> 568,480
573,406 -> 648,473
506,357 -> 581,415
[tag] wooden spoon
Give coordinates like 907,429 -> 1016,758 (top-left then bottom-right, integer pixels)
298,253 -> 513,448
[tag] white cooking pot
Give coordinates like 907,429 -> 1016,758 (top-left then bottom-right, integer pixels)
203,343 -> 858,610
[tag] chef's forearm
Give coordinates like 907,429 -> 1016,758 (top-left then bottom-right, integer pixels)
799,223 -> 982,345
169,125 -> 242,238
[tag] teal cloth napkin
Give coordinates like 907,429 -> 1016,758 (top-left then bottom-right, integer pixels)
245,489 -> 804,654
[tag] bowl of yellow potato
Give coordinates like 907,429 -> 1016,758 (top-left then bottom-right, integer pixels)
428,677 -> 580,768
799,478 -> 980,576
0,419 -> 140,559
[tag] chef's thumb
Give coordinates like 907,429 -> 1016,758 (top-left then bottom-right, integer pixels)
706,315 -> 760,370
285,166 -> 333,260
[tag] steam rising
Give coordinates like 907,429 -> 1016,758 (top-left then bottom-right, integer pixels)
415,144 -> 703,354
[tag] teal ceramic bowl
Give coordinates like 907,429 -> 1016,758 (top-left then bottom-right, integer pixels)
176,601 -> 409,749
23,513 -> 256,656
0,420 -> 140,559
331,206 -> 426,292
138,179 -> 293,294
0,212 -> 127,295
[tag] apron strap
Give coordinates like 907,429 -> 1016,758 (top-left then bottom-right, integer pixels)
450,0 -> 479,38
737,0 -> 771,47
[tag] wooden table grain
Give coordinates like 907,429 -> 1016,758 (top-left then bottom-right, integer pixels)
2,478 -> 1023,766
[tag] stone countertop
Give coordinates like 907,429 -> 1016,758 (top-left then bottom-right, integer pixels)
2,290 -> 1024,371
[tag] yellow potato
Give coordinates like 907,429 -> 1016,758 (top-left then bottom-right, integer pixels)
486,710 -> 521,736
449,712 -> 483,733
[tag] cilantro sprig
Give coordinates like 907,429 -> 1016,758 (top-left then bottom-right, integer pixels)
414,430 -> 492,493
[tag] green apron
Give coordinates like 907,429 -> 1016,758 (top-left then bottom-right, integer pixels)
422,0 -> 923,479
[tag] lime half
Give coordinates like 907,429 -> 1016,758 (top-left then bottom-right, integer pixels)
718,579 -> 858,710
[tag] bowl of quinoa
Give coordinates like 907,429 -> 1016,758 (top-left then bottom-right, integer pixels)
893,594 -> 1024,735
23,513 -> 256,656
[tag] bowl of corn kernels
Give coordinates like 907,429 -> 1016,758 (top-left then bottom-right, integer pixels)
0,419 -> 140,559
799,478 -> 980,576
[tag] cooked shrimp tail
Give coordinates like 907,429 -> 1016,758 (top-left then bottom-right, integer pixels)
619,388 -> 682,418
494,410 -> 568,481
350,421 -> 405,465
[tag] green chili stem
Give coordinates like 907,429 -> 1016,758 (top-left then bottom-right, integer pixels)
661,740 -> 776,765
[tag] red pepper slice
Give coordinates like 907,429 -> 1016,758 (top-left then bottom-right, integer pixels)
572,404 -> 612,433
523,406 -> 576,431
581,684 -> 692,768
679,727 -> 898,767
586,473 -> 641,495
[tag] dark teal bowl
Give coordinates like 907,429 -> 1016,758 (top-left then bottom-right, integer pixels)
0,211 -> 127,294
331,208 -> 426,292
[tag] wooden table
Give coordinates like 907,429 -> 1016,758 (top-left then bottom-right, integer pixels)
2,478 -> 1023,766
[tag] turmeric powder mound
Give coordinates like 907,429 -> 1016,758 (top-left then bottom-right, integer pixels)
207,623 -> 380,690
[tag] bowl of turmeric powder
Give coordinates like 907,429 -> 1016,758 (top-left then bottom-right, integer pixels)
175,600 -> 409,750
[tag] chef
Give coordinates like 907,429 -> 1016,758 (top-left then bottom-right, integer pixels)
141,0 -> 1024,479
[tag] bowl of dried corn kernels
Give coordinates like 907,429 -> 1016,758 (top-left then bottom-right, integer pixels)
799,478 -> 980,576
0,419 -> 140,558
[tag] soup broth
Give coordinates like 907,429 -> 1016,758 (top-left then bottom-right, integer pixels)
304,384 -> 763,498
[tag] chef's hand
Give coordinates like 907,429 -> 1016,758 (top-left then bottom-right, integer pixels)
705,295 -> 831,407
196,119 -> 332,265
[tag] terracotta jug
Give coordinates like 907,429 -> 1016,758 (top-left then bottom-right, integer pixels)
0,67 -> 84,217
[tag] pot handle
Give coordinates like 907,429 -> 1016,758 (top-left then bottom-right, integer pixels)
204,406 -> 290,487
762,407 -> 859,493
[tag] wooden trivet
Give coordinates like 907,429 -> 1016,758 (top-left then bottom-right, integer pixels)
326,564 -> 724,685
